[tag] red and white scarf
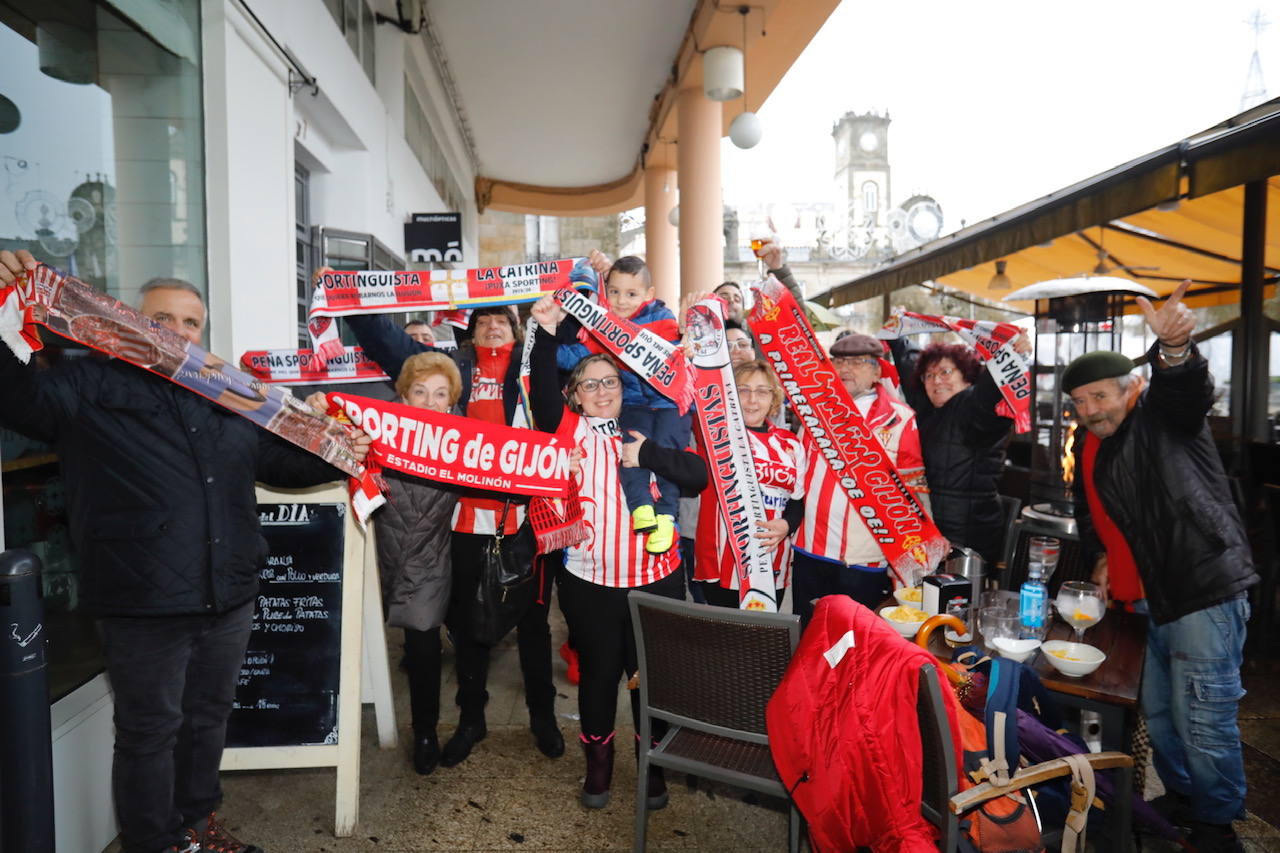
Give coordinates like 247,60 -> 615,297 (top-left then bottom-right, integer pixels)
325,391 -> 572,498
686,297 -> 778,612
241,346 -> 390,385
307,258 -> 585,361
749,277 -> 948,579
877,310 -> 1031,432
552,287 -> 694,414
1,265 -> 384,522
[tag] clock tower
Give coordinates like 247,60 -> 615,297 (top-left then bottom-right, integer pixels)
832,111 -> 891,231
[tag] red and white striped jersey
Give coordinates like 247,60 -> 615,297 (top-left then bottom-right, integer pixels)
792,384 -> 930,567
694,424 -> 804,589
560,411 -> 679,588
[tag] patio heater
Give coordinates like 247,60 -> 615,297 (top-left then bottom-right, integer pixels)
1000,277 -> 1157,587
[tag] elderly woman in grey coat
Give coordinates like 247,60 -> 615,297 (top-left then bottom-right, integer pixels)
318,351 -> 463,774
378,352 -> 464,775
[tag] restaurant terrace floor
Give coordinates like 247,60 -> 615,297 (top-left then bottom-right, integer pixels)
104,591 -> 1280,852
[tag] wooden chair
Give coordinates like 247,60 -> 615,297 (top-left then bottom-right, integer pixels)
916,662 -> 1137,852
627,591 -> 802,853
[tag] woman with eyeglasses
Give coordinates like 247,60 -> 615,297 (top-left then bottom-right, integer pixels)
528,294 -> 708,812
899,340 -> 1027,566
692,359 -> 803,609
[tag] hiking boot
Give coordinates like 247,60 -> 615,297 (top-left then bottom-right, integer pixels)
634,734 -> 668,810
580,733 -> 616,809
199,812 -> 263,853
645,515 -> 675,554
164,829 -> 201,853
631,505 -> 658,533
559,641 -> 580,685
440,718 -> 487,767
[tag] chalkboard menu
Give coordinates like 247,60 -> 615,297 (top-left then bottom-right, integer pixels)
226,502 -> 346,748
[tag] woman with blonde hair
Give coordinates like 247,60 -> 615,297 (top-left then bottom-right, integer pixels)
692,359 -> 803,608
312,351 -> 463,774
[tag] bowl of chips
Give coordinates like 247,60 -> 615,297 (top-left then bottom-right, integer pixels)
880,605 -> 929,638
893,586 -> 924,609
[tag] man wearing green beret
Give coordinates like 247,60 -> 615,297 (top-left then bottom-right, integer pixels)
1065,280 -> 1258,853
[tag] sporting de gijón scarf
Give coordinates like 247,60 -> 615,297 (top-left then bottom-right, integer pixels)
877,310 -> 1031,433
324,392 -> 572,499
0,264 -> 384,522
686,296 -> 777,612
748,276 -> 948,578
551,288 -> 694,414
307,259 -> 585,362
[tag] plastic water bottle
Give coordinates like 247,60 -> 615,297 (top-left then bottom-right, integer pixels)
1019,563 -> 1048,630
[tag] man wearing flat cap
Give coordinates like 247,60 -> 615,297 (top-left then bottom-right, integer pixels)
789,332 -> 929,626
1065,281 -> 1257,853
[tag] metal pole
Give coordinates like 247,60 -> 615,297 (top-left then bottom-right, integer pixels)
0,549 -> 55,853
1236,180 -> 1269,450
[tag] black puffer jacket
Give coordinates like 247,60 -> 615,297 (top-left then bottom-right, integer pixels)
890,338 -> 1012,565
0,349 -> 342,617
1072,342 -> 1258,625
909,372 -> 1012,565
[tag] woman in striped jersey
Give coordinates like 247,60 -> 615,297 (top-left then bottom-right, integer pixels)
529,295 -> 708,811
693,360 -> 803,608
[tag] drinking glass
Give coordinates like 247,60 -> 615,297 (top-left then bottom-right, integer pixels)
1029,536 -> 1061,580
1056,581 -> 1104,642
749,229 -> 775,277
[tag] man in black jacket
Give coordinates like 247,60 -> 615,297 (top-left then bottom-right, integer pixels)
1066,281 -> 1257,853
0,249 -> 365,853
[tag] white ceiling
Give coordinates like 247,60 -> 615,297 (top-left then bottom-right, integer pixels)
429,0 -> 698,187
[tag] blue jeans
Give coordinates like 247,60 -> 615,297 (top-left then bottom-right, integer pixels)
619,406 -> 692,517
1141,594 -> 1249,824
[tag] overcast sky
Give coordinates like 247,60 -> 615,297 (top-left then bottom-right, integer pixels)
721,0 -> 1279,234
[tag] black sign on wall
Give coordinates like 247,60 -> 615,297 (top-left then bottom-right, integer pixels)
404,212 -> 462,263
226,502 -> 345,748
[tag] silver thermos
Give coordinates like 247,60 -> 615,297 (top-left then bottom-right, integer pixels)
944,547 -> 985,626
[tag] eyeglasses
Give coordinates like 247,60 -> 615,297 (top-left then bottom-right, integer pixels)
832,355 -> 878,367
736,385 -> 775,399
923,366 -> 958,382
728,340 -> 755,351
575,376 -> 621,393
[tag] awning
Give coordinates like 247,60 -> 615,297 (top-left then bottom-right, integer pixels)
817,99 -> 1280,310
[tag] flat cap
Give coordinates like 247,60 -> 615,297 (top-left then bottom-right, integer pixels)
1062,350 -> 1134,393
829,332 -> 882,358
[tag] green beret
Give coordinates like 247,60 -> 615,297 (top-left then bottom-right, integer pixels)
1062,351 -> 1135,393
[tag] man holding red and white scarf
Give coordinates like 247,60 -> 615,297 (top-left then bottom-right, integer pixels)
790,332 -> 929,626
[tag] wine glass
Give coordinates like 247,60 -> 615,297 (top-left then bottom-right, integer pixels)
1029,536 -> 1061,581
749,229 -> 775,278
1056,581 -> 1104,642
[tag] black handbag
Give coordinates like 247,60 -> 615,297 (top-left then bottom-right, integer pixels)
468,501 -> 538,646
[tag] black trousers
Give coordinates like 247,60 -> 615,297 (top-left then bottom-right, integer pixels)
403,626 -> 442,735
446,532 -> 556,723
99,599 -> 254,853
556,566 -> 684,738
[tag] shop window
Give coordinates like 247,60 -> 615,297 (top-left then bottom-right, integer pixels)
323,0 -> 377,87
0,0 -> 206,702
404,76 -> 470,237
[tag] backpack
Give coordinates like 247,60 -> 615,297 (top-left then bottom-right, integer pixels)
957,653 -> 1044,845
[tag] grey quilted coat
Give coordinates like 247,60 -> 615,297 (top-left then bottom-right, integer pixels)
375,470 -> 459,631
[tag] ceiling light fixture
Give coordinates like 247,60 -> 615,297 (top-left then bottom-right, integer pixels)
987,259 -> 1013,291
728,7 -> 762,149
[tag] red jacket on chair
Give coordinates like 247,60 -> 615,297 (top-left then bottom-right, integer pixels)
766,595 -> 963,853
